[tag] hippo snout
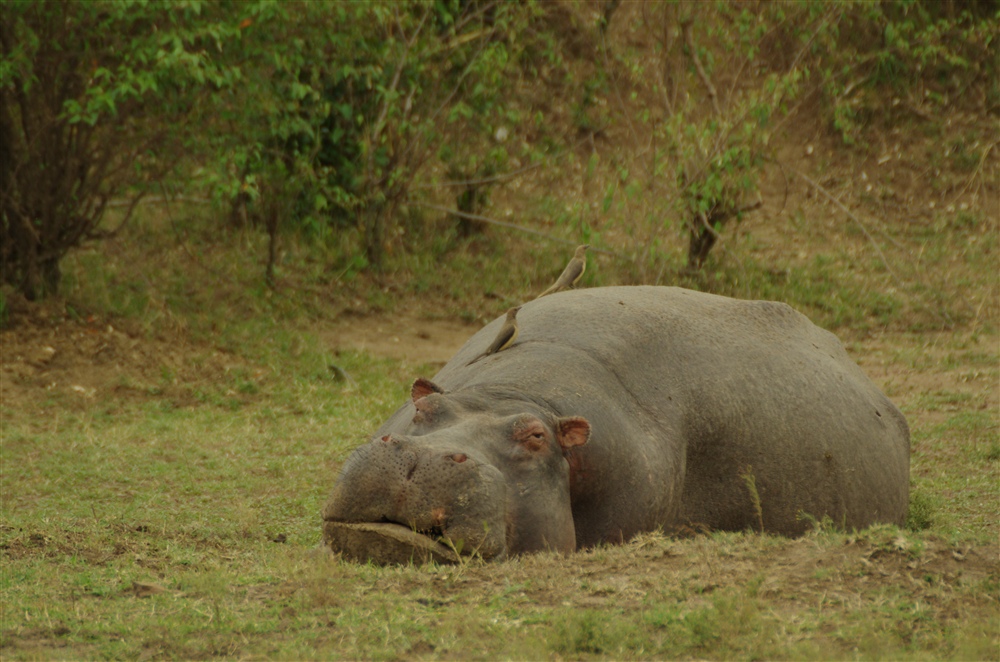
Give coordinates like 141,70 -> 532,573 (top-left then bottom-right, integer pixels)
375,434 -> 473,484
323,435 -> 508,560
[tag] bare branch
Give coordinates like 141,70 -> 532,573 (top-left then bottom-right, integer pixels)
369,8 -> 429,164
413,202 -> 627,259
88,191 -> 146,240
950,139 -> 998,204
411,161 -> 545,190
681,18 -> 721,116
796,171 -> 902,286
697,211 -> 720,239
404,22 -> 492,152
451,0 -> 499,35
599,11 -> 637,143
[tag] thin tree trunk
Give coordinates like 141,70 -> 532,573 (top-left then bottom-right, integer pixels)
363,206 -> 385,270
265,211 -> 278,288
455,185 -> 485,238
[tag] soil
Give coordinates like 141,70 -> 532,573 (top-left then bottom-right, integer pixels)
320,310 -> 477,366
3,294 -> 995,429
340,530 -> 1000,623
0,298 -> 257,413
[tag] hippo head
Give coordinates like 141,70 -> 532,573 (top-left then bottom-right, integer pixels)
322,377 -> 591,562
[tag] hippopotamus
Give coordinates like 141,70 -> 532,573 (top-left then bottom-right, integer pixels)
322,286 -> 910,563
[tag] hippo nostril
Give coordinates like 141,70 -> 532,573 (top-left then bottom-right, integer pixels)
450,453 -> 468,463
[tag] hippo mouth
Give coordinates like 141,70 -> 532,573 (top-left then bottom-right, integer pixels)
321,438 -> 510,564
323,520 -> 462,565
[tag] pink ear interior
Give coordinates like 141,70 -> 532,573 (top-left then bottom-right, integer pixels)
411,377 -> 444,402
556,417 -> 591,450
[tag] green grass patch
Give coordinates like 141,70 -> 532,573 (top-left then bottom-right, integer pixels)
3,334 -> 997,659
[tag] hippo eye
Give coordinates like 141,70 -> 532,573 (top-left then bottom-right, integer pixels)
519,432 -> 547,452
512,418 -> 550,455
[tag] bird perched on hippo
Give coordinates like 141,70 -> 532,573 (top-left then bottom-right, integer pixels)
537,244 -> 589,298
466,306 -> 520,365
323,286 -> 910,564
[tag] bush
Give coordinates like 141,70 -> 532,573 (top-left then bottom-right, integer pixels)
219,0 -> 534,273
602,0 -> 997,274
0,0 -> 248,300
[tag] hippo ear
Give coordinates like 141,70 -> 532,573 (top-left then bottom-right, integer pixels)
411,377 -> 445,402
556,416 -> 590,451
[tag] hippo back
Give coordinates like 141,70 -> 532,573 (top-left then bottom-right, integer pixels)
382,286 -> 910,542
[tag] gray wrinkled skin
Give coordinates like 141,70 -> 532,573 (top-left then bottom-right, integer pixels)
323,286 -> 910,560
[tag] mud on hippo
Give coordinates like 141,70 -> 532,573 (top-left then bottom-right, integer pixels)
323,286 -> 910,563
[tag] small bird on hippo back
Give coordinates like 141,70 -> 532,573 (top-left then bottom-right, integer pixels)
467,306 -> 520,365
537,244 -> 589,298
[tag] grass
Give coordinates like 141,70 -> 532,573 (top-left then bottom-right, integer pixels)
8,521 -> 994,659
905,406 -> 999,543
3,192 -> 998,658
2,305 -> 998,659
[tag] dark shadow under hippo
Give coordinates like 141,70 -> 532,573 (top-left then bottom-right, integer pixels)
323,286 -> 910,563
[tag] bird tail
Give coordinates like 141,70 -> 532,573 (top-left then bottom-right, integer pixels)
535,285 -> 557,299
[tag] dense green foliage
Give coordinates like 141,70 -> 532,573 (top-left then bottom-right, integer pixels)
1,0 -> 995,298
218,1 -> 533,277
0,0 -> 244,299
1,0 -> 534,296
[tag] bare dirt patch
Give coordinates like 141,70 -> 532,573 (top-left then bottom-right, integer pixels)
319,310 -> 477,368
0,294 -> 257,413
3,293 -> 994,435
6,298 -> 993,435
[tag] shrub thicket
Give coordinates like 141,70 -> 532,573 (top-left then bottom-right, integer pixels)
1,0 -> 995,298
0,0 -> 244,299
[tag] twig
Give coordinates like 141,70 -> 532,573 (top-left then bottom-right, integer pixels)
412,202 -> 627,259
951,139 -> 998,204
762,156 -> 791,216
158,182 -> 241,287
599,10 -> 637,144
107,195 -> 212,208
396,16 -> 491,169
599,0 -> 621,33
89,191 -> 146,240
796,171 -> 902,287
697,211 -> 720,238
411,131 -> 611,195
451,0 -> 498,35
695,200 -> 762,244
651,2 -> 678,116
410,161 -> 544,190
368,7 -> 428,181
692,203 -> 759,288
681,18 -> 721,116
